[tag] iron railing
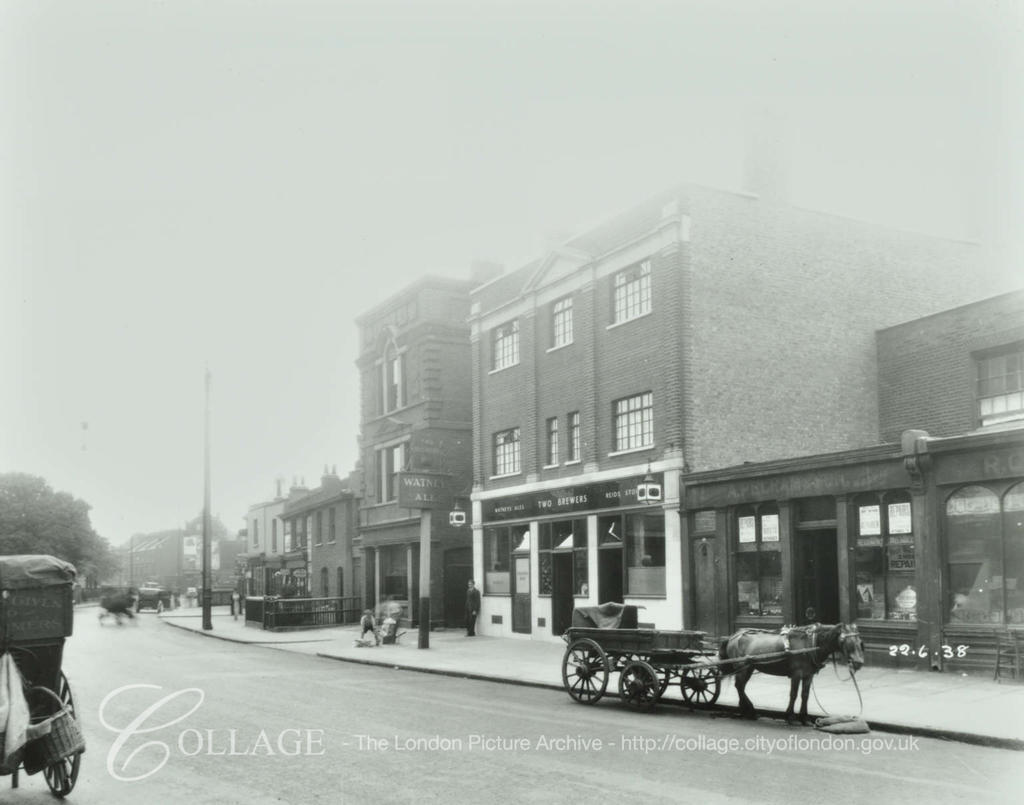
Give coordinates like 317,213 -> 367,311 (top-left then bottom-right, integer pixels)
245,596 -> 362,631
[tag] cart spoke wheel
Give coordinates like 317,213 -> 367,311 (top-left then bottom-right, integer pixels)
43,672 -> 82,798
618,660 -> 661,712
562,638 -> 609,704
680,663 -> 721,706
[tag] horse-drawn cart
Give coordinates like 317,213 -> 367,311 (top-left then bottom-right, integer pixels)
1,555 -> 86,798
561,604 -> 722,711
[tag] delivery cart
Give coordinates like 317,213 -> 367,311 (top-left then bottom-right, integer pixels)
0,555 -> 85,798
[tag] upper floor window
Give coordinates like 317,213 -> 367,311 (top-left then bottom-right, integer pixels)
315,511 -> 323,545
551,296 -> 573,348
252,520 -> 259,547
568,411 -> 581,462
977,345 -> 1024,427
328,507 -> 336,543
492,319 -> 520,371
545,417 -> 559,466
379,347 -> 406,414
271,519 -> 278,552
376,442 -> 405,503
493,427 -> 521,476
613,392 -> 653,451
612,259 -> 651,324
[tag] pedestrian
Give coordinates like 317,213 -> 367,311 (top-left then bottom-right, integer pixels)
360,609 -> 380,646
465,579 -> 481,637
231,590 -> 241,621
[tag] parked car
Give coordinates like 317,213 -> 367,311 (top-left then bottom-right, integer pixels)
136,582 -> 171,613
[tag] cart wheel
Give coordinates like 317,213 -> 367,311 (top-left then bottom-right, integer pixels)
562,638 -> 609,704
618,660 -> 661,712
680,662 -> 721,707
43,672 -> 81,799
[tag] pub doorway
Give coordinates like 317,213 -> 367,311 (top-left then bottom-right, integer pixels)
511,553 -> 531,633
598,546 -> 623,604
551,551 -> 574,635
796,528 -> 839,624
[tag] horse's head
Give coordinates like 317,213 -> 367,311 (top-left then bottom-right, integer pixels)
838,624 -> 864,671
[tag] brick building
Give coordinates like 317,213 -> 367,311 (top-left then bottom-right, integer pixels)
242,480 -> 309,597
469,182 -> 1012,643
278,467 -> 359,602
355,276 -> 479,626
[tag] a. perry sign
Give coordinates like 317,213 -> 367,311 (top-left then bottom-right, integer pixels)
397,471 -> 453,510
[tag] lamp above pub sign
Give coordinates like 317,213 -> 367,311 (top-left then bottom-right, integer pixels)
397,471 -> 454,511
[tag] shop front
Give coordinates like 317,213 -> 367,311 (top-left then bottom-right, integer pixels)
682,428 -> 1024,672
474,469 -> 681,641
682,443 -> 926,667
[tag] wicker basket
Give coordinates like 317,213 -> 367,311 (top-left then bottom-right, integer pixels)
21,687 -> 85,776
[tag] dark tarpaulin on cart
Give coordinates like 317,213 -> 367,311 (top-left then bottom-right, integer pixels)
0,555 -> 77,590
570,603 -> 639,629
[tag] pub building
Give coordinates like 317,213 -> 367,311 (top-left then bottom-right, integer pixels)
473,464 -> 679,639
681,426 -> 1024,671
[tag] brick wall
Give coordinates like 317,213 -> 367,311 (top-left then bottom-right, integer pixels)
877,289 -> 1024,440
685,185 -> 996,470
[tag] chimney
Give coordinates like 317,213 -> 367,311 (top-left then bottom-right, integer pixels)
470,260 -> 504,286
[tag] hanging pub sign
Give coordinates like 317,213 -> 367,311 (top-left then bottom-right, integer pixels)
397,471 -> 453,510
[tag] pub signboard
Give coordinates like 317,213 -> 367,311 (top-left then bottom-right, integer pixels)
482,473 -> 663,522
397,471 -> 453,510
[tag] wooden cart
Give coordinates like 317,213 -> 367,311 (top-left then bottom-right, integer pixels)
1,555 -> 84,798
561,605 -> 722,712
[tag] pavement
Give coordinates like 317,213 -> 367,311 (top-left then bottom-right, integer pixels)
145,605 -> 1024,751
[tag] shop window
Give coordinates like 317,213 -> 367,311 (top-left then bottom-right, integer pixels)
612,259 -> 651,324
735,505 -> 783,617
598,512 -> 664,595
977,344 -> 1024,427
380,546 -> 408,599
947,483 -> 1024,625
853,492 -> 915,621
484,526 -> 514,595
538,519 -> 588,595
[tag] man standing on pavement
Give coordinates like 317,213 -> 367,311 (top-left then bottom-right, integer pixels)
465,579 -> 481,636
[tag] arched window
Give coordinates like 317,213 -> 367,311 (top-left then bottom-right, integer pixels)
735,503 -> 782,617
320,567 -> 329,598
853,491 -> 914,621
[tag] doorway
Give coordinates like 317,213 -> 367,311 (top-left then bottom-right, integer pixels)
443,547 -> 473,628
551,552 -> 574,635
692,537 -> 726,636
598,547 -> 623,605
796,529 -> 839,624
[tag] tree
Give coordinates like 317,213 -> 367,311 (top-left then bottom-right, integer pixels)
0,472 -> 120,581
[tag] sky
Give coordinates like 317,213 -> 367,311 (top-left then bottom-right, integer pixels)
2,0 -> 1022,546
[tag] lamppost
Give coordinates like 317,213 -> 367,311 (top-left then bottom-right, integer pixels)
201,368 -> 213,631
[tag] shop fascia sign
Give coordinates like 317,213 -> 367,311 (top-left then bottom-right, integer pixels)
482,473 -> 663,521
397,471 -> 453,510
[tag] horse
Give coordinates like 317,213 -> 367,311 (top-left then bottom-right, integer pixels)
98,591 -> 137,625
719,623 -> 864,725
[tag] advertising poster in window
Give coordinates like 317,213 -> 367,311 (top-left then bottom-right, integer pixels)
761,514 -> 780,542
888,502 -> 912,534
738,516 -> 756,543
888,543 -> 916,572
858,505 -> 881,536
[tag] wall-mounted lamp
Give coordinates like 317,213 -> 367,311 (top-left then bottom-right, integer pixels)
636,465 -> 662,504
449,500 -> 467,527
